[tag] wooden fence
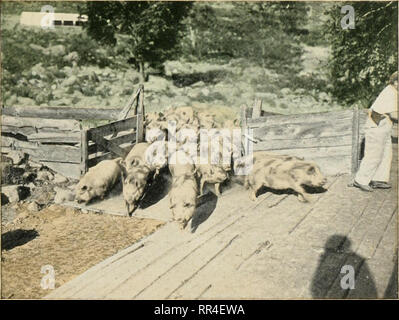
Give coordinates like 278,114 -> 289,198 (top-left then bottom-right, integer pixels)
240,100 -> 368,176
1,86 -> 145,179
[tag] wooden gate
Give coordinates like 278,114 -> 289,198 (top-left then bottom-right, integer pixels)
240,100 -> 367,176
1,85 -> 145,179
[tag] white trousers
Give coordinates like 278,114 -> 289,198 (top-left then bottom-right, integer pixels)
355,117 -> 393,185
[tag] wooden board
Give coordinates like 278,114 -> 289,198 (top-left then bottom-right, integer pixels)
253,134 -> 352,151
87,132 -> 136,153
88,116 -> 137,138
40,161 -> 81,180
252,120 -> 353,140
2,106 -> 120,120
247,109 -> 354,127
2,115 -> 81,136
28,132 -> 81,143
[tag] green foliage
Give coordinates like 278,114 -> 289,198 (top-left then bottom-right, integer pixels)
81,1 -> 192,79
179,2 -> 307,70
325,1 -> 398,107
1,1 -> 81,15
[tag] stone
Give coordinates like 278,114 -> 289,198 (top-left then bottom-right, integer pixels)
53,174 -> 68,184
1,185 -> 30,203
7,150 -> 25,165
62,75 -> 78,87
27,201 -> 40,212
63,51 -> 79,63
37,170 -> 54,181
54,188 -> 74,204
43,44 -> 66,56
28,160 -> 43,169
1,193 -> 10,206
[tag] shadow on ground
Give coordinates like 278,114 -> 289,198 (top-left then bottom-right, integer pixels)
311,235 -> 378,299
255,184 -> 327,199
139,169 -> 172,210
190,192 -> 218,233
1,229 -> 39,251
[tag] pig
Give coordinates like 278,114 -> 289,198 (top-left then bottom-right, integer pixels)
168,149 -> 196,177
195,163 -> 229,196
145,112 -> 167,143
121,166 -> 150,216
168,150 -> 199,229
124,142 -> 151,172
245,153 -> 327,202
75,158 -> 122,204
197,111 -> 216,129
169,175 -> 198,229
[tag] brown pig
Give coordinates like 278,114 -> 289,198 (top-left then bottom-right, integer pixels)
168,150 -> 198,229
75,158 -> 122,204
121,166 -> 150,216
195,163 -> 229,196
169,175 -> 198,229
245,153 -> 327,202
124,142 -> 151,172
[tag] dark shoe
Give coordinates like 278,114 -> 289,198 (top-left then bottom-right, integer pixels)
353,180 -> 373,192
370,181 -> 392,189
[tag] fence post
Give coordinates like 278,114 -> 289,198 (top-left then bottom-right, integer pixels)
351,106 -> 360,177
136,85 -> 145,143
240,104 -> 248,156
252,99 -> 262,119
80,129 -> 89,176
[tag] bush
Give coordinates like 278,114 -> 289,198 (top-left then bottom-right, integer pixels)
325,2 -> 398,107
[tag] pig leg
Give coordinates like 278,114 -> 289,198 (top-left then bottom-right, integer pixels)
215,183 -> 221,196
294,185 -> 310,202
200,179 -> 206,195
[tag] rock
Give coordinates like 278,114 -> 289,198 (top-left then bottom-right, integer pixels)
29,44 -> 46,53
54,188 -> 74,204
62,75 -> 78,87
7,150 -> 25,165
280,88 -> 291,95
43,44 -> 66,56
191,81 -> 205,88
318,92 -> 330,102
63,51 -> 79,63
1,193 -> 10,206
5,94 -> 18,106
1,164 -> 25,185
1,185 -> 30,203
53,174 -> 68,184
17,97 -> 35,106
1,206 -> 17,224
22,172 -> 36,183
27,201 -> 40,212
37,170 -> 54,181
31,63 -> 47,78
201,88 -> 210,96
28,160 -> 43,169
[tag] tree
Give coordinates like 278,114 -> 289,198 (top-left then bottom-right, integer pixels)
179,2 -> 308,69
325,1 -> 398,107
81,1 -> 192,81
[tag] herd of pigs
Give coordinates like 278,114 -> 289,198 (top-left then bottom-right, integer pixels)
75,106 -> 327,229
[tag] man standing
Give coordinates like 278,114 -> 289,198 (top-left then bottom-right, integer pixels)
353,71 -> 398,192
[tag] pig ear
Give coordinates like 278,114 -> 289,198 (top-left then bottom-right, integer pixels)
307,166 -> 316,174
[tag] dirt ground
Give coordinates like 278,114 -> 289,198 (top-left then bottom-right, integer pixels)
1,202 -> 164,299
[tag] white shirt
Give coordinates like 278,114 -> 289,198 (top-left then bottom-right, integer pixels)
370,85 -> 398,120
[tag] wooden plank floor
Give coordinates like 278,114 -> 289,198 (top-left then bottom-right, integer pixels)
46,140 -> 398,299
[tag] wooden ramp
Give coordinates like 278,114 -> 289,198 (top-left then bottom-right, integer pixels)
46,140 -> 398,299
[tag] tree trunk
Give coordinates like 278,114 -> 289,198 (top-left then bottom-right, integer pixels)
139,61 -> 146,83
